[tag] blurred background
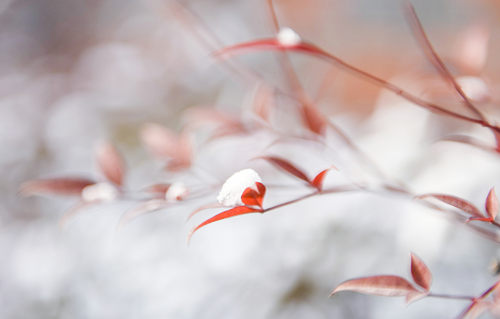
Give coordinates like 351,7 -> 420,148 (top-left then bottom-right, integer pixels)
2,0 -> 500,318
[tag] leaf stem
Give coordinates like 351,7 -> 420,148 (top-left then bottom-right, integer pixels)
427,293 -> 475,301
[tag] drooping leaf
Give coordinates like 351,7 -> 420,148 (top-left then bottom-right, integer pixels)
20,178 -> 96,197
188,206 -> 260,241
330,275 -> 418,298
241,182 -> 266,208
417,194 -> 483,218
118,199 -> 168,228
410,253 -> 432,291
301,103 -> 327,135
486,188 -> 499,220
258,156 -> 310,183
58,200 -> 99,227
187,202 -> 223,221
96,141 -> 125,186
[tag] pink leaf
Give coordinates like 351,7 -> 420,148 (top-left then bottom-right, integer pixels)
96,141 -> 125,186
410,253 -> 432,291
330,275 -> 419,298
20,178 -> 95,197
241,182 -> 266,208
140,123 -> 180,159
301,103 -> 328,135
188,206 -> 261,241
486,188 -> 499,220
140,123 -> 192,170
258,156 -> 310,183
252,85 -> 274,122
418,194 -> 483,218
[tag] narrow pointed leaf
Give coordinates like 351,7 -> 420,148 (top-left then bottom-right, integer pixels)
187,202 -> 223,221
258,156 -> 310,183
20,178 -> 95,197
96,142 -> 125,186
189,206 -> 260,240
410,253 -> 432,291
330,275 -> 418,297
418,194 -> 483,218
486,188 -> 499,220
215,38 -> 287,58
311,167 -> 336,190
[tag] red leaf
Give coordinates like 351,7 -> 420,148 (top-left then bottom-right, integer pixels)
258,156 -> 310,183
215,38 -> 287,58
188,206 -> 260,241
486,188 -> 499,220
241,182 -> 266,208
96,141 -> 125,186
418,194 -> 483,218
311,167 -> 335,191
330,275 -> 418,298
410,253 -> 432,291
20,178 -> 95,197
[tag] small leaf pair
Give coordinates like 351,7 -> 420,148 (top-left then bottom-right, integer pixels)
259,156 -> 334,191
20,141 -> 126,197
20,141 -> 126,225
330,253 -> 432,304
418,188 -> 498,223
188,182 -> 266,242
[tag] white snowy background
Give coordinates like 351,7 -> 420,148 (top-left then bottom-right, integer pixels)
1,0 -> 499,318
